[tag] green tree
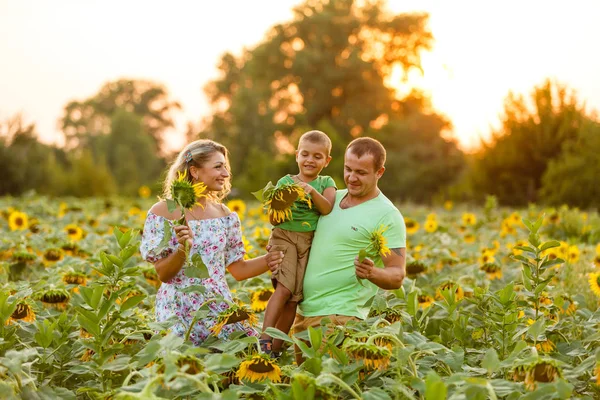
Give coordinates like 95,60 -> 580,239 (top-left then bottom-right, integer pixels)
199,0 -> 462,199
540,120 -> 600,209
0,114 -> 69,195
467,79 -> 589,206
104,109 -> 164,195
61,79 -> 181,152
64,150 -> 117,197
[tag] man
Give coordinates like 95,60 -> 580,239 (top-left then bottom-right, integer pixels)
268,137 -> 407,362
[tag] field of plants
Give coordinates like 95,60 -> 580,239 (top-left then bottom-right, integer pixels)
1,193 -> 600,399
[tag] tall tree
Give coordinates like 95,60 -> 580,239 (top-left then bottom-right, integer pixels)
468,79 -> 588,206
61,79 -> 181,152
199,0 -> 463,198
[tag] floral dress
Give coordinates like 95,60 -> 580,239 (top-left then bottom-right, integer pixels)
140,211 -> 258,345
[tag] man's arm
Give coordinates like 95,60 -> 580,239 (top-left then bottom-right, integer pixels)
355,247 -> 406,290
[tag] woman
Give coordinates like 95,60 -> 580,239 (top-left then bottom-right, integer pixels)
140,139 -> 279,345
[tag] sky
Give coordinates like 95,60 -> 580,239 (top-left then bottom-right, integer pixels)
1,0 -> 599,152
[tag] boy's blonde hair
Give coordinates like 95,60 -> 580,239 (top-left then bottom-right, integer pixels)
298,130 -> 332,155
162,139 -> 231,203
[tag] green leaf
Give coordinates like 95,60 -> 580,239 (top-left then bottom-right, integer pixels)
358,249 -> 367,262
522,270 -> 533,291
185,254 -> 210,279
107,254 -> 123,268
265,327 -> 293,343
406,290 -> 418,317
527,317 -> 545,340
539,240 -> 560,252
532,214 -> 544,233
120,295 -> 146,313
425,372 -> 447,400
166,199 -> 177,213
293,337 -> 316,358
308,326 -> 323,351
204,353 -> 240,373
362,388 -> 392,400
77,314 -> 100,337
481,348 -> 500,374
118,230 -> 133,249
80,285 -> 104,309
113,226 -> 124,243
101,355 -> 131,371
251,181 -> 274,203
119,245 -> 138,261
522,218 -> 534,232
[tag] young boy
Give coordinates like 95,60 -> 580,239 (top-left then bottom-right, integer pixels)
260,130 -> 336,355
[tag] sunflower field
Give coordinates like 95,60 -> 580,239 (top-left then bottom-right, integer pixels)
2,194 -> 600,399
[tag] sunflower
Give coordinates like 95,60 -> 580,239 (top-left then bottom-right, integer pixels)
404,218 -> 419,235
6,301 -> 35,325
406,260 -> 427,278
11,251 -> 36,264
463,233 -> 476,244
36,288 -> 71,310
418,294 -> 434,309
548,212 -> 560,224
42,248 -> 64,267
443,200 -> 453,211
589,272 -> 600,298
64,224 -> 84,242
61,243 -> 79,257
138,185 -> 151,198
480,263 -> 502,280
534,339 -> 556,353
211,303 -> 258,336
511,359 -> 562,391
424,219 -> 438,233
128,206 -> 142,217
62,271 -> 87,293
171,170 -> 208,212
226,199 -> 247,219
343,340 -> 392,370
237,354 -> 281,383
436,281 -> 464,301
594,255 -> 600,268
8,211 -> 28,231
262,182 -> 311,224
596,243 -> 600,257
567,245 -> 580,263
462,213 -> 476,226
364,224 -> 391,258
250,288 -> 274,312
478,251 -> 496,266
558,295 -> 577,315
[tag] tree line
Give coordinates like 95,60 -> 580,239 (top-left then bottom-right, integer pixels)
1,0 -> 598,209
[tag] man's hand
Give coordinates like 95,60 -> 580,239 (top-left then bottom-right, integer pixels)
265,245 -> 284,273
355,256 -> 375,280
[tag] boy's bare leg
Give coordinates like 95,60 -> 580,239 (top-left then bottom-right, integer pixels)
260,284 -> 292,341
272,301 -> 297,352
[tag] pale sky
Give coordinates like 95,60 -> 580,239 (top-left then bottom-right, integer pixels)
1,0 -> 599,152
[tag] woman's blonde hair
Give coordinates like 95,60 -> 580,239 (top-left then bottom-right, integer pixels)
162,139 -> 232,203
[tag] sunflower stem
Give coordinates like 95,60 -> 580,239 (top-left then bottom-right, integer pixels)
366,333 -> 404,348
317,373 -> 362,399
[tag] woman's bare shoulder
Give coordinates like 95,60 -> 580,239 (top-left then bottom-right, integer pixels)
149,201 -> 182,220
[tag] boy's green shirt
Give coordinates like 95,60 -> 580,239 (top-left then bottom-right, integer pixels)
276,174 -> 336,232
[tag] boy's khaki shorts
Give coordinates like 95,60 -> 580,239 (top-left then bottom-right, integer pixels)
268,227 -> 314,303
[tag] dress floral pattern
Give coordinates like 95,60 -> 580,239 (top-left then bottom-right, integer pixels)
140,211 -> 258,345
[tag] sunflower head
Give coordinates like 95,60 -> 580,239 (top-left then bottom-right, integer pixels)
262,182 -> 311,224
418,294 -> 434,309
480,263 -> 502,280
406,260 -> 427,278
43,248 -> 64,266
62,271 -> 87,286
511,358 -> 562,390
366,224 -> 390,257
250,288 -> 274,312
211,303 -> 258,335
35,288 -> 71,310
138,185 -> 151,198
8,211 -> 28,231
404,218 -> 419,235
6,301 -> 35,324
436,281 -> 464,301
343,340 -> 392,370
64,224 -> 84,242
236,353 -> 281,383
589,272 -> 600,298
171,170 -> 207,210
226,199 -> 247,218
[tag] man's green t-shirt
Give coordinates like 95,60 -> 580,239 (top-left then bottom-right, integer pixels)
299,189 -> 406,319
277,175 -> 336,232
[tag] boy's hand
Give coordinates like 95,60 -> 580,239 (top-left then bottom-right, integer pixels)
296,181 -> 314,195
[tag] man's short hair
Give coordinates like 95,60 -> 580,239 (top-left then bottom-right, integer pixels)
346,137 -> 386,170
299,130 -> 332,155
